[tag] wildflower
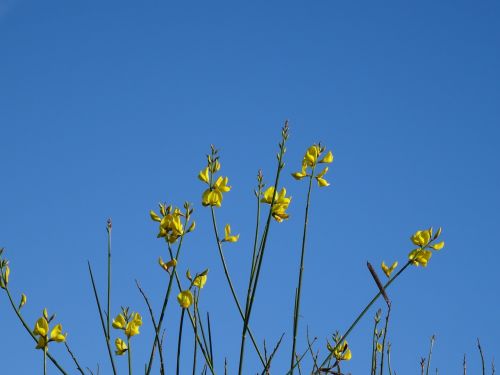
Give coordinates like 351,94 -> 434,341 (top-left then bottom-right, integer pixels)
4,266 -> 9,284
198,167 -> 210,184
115,338 -> 128,355
292,144 -> 334,187
202,176 -> 231,207
261,186 -> 291,223
327,335 -> 352,361
193,272 -> 208,289
112,313 -> 127,329
381,261 -> 398,278
315,167 -> 330,187
177,290 -> 193,308
158,257 -> 177,272
32,312 -> 66,349
223,224 -> 239,242
408,227 -> 444,267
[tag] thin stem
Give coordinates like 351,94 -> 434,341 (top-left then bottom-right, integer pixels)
290,171 -> 314,374
387,343 -> 393,375
380,307 -> 392,375
146,217 -> 187,375
44,347 -> 47,375
88,261 -> 117,375
177,309 -> 186,375
64,342 -> 86,375
106,220 -> 112,341
478,338 -> 485,375
193,290 -> 198,375
371,316 -> 379,375
425,335 -> 435,375
127,337 -> 132,375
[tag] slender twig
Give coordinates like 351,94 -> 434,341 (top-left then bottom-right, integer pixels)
88,261 -> 117,375
379,306 -> 392,375
290,168 -> 315,375
64,342 -> 86,375
387,342 -> 393,375
425,335 -> 435,375
127,336 -> 132,375
43,347 -> 47,375
192,289 -> 199,375
176,309 -> 186,375
260,333 -> 285,375
106,219 -> 112,341
463,354 -> 467,375
135,280 -> 164,375
478,338 -> 486,375
306,327 -> 319,372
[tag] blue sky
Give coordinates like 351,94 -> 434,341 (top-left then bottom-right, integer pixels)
1,0 -> 499,373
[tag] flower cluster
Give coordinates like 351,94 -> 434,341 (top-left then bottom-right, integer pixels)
408,227 -> 445,267
150,202 -> 195,244
32,309 -> 67,350
292,144 -> 334,187
177,269 -> 209,309
112,307 -> 143,355
327,331 -> 352,362
260,186 -> 291,223
199,146 -> 231,207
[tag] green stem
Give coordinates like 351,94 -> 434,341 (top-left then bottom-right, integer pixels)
371,317 -> 379,375
177,309 -> 186,375
290,172 -> 314,373
193,290 -> 198,375
425,335 -> 435,375
3,287 -> 69,375
127,337 -> 132,375
146,218 -> 187,375
107,221 -> 112,341
380,307 -> 391,375
44,347 -> 47,375
88,262 -> 117,375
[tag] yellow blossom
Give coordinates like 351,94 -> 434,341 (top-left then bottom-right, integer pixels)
381,261 -> 398,278
291,163 -> 308,180
177,290 -> 193,308
125,321 -> 140,338
202,176 -> 231,207
319,150 -> 334,163
223,224 -> 239,242
315,167 -> 330,187
50,324 -> 67,343
193,273 -> 207,289
198,167 -> 210,184
115,338 -> 128,355
159,210 -> 184,243
159,257 -> 177,272
19,293 -> 27,309
261,186 -> 291,223
33,317 -> 49,337
377,343 -> 383,352
411,229 -> 432,247
431,241 -> 445,250
327,339 -> 352,361
112,313 -> 127,330
408,249 -> 433,267
304,145 -> 320,167
4,266 -> 10,284
150,210 -> 161,222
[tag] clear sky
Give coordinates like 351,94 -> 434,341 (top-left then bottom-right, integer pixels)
1,0 -> 499,373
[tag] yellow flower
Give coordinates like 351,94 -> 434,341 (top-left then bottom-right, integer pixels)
202,176 -> 231,207
36,335 -> 48,350
198,167 -> 210,184
159,210 -> 184,243
132,312 -> 143,327
315,167 -> 330,187
304,145 -> 320,167
159,257 -> 177,272
50,324 -> 67,343
376,343 -> 383,353
408,249 -> 433,267
125,321 -> 140,338
431,241 -> 445,250
4,266 -> 10,284
150,210 -> 161,222
193,274 -> 207,289
115,338 -> 128,355
33,317 -> 49,337
112,313 -> 127,330
260,187 -> 291,223
19,293 -> 27,309
411,229 -> 432,247
381,261 -> 398,278
223,224 -> 239,242
327,339 -> 352,361
319,150 -> 334,163
291,163 -> 308,180
177,290 -> 193,309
